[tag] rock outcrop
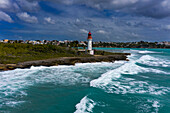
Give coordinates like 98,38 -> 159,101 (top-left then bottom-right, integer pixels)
0,53 -> 130,71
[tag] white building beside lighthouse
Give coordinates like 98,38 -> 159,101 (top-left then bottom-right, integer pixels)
87,31 -> 94,55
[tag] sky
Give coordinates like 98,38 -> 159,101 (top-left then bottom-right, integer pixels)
0,0 -> 170,42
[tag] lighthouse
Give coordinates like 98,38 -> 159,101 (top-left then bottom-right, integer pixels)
87,31 -> 94,55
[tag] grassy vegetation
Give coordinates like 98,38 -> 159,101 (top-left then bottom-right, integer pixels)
0,43 -> 90,64
0,43 -> 128,64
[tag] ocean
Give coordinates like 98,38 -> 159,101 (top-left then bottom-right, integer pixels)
0,48 -> 170,113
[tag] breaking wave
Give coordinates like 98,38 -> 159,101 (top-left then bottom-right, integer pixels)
0,62 -> 118,109
74,96 -> 96,113
0,48 -> 170,112
137,55 -> 170,67
90,55 -> 170,95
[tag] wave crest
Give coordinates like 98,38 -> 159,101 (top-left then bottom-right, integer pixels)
74,96 -> 96,113
90,55 -> 170,95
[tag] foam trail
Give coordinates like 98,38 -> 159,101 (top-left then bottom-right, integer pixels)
74,96 -> 96,113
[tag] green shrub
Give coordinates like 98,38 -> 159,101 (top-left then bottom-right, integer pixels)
0,43 -> 90,64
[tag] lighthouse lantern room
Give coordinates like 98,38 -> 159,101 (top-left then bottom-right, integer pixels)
87,31 -> 94,55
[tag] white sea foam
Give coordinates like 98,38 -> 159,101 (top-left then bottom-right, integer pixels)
137,55 -> 170,67
129,50 -> 141,53
74,96 -> 96,113
0,62 -> 114,95
1,62 -> 113,96
90,59 -> 169,89
0,67 -> 78,108
90,55 -> 170,95
0,62 -> 120,108
4,101 -> 25,107
90,54 -> 143,87
147,99 -> 160,113
138,50 -> 160,54
0,51 -> 169,110
130,49 -> 161,54
135,99 -> 161,113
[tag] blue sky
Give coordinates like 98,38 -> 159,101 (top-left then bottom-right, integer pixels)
0,0 -> 170,42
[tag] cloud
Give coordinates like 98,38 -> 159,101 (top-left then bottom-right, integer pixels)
17,12 -> 38,23
3,0 -> 170,18
16,0 -> 40,12
131,32 -> 139,37
0,11 -> 13,23
2,15 -> 170,41
35,0 -> 170,18
44,17 -> 55,24
83,0 -> 170,18
164,25 -> 170,30
1,0 -> 170,41
76,18 -> 80,23
0,0 -> 19,12
0,0 -> 11,9
97,30 -> 107,34
80,29 -> 88,34
0,0 -> 39,13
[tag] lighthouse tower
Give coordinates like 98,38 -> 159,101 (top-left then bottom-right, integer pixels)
87,31 -> 94,55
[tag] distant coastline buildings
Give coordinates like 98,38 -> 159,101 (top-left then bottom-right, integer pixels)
0,37 -> 170,49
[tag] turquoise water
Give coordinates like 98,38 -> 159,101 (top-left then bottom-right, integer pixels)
0,48 -> 170,113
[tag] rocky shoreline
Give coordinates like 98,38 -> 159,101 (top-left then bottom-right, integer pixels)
0,53 -> 130,71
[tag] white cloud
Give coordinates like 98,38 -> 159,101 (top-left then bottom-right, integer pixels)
76,18 -> 80,23
1,0 -> 170,18
0,0 -> 19,12
0,0 -> 10,9
97,30 -> 107,34
165,25 -> 170,30
80,29 -> 88,33
16,0 -> 39,12
0,11 -> 13,23
17,12 -> 38,23
0,0 -> 39,12
161,0 -> 170,9
48,0 -> 170,18
44,17 -> 55,24
1,0 -> 170,41
112,0 -> 138,6
131,32 -> 139,37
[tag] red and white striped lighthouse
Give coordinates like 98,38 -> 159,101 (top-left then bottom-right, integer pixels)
87,31 -> 94,55
87,31 -> 92,50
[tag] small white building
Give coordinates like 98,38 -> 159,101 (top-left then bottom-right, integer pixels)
87,32 -> 94,55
